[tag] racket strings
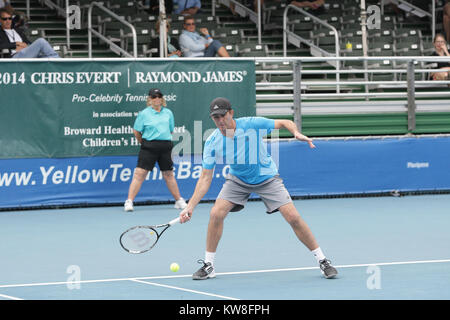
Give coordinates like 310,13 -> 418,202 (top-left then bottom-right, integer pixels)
121,227 -> 158,253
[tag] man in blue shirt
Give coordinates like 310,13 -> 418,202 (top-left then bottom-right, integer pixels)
173,0 -> 201,15
179,97 -> 338,280
179,15 -> 230,57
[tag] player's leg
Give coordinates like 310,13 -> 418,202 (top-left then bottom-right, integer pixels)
124,167 -> 149,211
158,141 -> 187,209
278,202 -> 319,251
279,203 -> 338,278
206,198 -> 236,252
192,199 -> 235,280
193,176 -> 250,280
258,176 -> 338,278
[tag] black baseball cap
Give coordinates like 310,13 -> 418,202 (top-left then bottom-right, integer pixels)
210,97 -> 232,116
148,88 -> 163,97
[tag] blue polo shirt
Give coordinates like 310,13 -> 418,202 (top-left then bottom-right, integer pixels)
173,0 -> 201,14
133,107 -> 174,141
202,117 -> 278,185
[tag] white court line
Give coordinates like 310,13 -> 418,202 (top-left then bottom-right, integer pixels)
0,293 -> 23,300
131,279 -> 239,300
0,258 -> 449,289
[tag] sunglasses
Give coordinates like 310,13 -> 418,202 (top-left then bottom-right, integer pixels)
1,17 -> 13,21
150,95 -> 163,99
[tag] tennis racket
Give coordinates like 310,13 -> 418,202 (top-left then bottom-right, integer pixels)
120,217 -> 180,254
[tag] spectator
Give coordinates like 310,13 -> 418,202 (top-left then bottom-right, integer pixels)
0,0 -> 11,9
444,0 -> 450,42
430,33 -> 450,81
179,15 -> 230,57
0,1 -> 27,29
173,0 -> 201,15
150,18 -> 182,57
148,0 -> 173,15
290,0 -> 326,15
0,8 -> 59,58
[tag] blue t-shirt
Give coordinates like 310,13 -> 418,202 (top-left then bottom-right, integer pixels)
202,117 -> 278,184
133,107 -> 174,141
173,0 -> 201,14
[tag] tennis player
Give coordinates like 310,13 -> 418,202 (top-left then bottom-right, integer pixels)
179,97 -> 338,280
124,88 -> 187,212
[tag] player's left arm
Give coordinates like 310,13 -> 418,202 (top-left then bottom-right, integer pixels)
274,119 -> 316,148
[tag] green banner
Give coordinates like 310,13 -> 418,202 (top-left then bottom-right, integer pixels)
0,59 -> 255,159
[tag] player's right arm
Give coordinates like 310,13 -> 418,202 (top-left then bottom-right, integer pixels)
179,168 -> 213,223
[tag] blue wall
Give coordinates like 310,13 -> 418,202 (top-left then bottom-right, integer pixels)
1,137 -> 449,209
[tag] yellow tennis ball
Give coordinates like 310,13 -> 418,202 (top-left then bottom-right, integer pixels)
170,262 -> 180,272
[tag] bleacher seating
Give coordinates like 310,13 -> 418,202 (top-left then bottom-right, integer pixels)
3,0 -> 449,137
7,0 -> 443,77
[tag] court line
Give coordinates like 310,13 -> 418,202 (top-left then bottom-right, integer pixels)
0,293 -> 23,300
0,258 -> 449,289
131,279 -> 239,300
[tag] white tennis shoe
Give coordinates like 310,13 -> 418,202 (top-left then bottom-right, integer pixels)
174,197 -> 187,209
124,199 -> 134,212
319,259 -> 338,279
192,260 -> 216,280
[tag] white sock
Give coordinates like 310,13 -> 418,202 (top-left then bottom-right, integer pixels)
312,247 -> 326,263
205,251 -> 216,266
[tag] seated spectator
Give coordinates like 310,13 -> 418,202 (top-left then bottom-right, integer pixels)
150,19 -> 182,58
0,0 -> 11,9
179,15 -> 230,57
430,34 -> 450,81
290,0 -> 326,15
0,1 -> 27,29
173,0 -> 201,15
0,8 -> 59,58
148,0 -> 173,15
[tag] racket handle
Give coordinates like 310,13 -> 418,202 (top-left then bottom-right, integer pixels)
169,217 -> 181,226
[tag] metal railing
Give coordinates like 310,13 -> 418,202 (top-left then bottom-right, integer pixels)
283,5 -> 340,93
87,2 -> 137,58
253,56 -> 450,132
213,0 -> 262,44
4,50 -> 448,134
40,0 -> 69,49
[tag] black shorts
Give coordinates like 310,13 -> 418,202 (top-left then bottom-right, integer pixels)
137,139 -> 174,171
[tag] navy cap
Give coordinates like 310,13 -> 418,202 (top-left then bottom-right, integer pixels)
148,88 -> 163,97
210,97 -> 232,116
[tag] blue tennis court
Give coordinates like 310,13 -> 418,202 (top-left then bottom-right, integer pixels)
1,194 -> 449,300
